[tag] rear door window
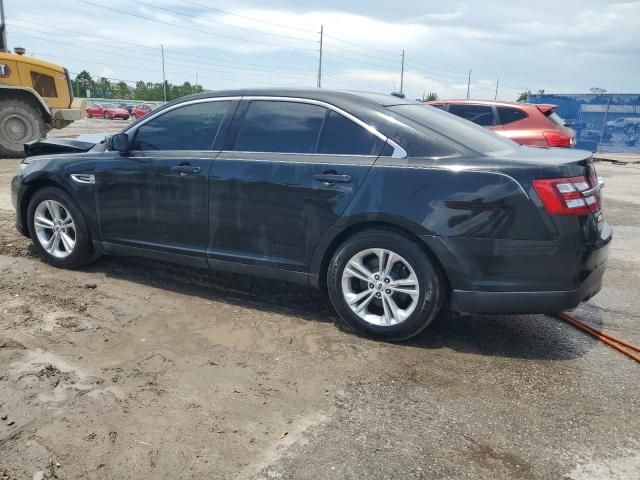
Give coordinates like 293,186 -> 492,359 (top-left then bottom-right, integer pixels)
448,104 -> 496,127
497,106 -> 528,125
236,101 -> 326,153
317,111 -> 382,155
388,104 -> 516,154
132,101 -> 230,150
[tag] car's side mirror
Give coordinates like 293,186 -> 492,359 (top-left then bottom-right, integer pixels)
107,133 -> 129,152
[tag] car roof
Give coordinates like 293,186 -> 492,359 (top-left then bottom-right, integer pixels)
428,99 -> 555,110
166,88 -> 418,108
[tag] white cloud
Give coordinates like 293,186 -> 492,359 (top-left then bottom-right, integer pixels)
6,0 -> 640,98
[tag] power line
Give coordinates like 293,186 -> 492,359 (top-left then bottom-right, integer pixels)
37,52 -> 162,74
132,0 -> 318,44
403,65 -> 468,84
9,19 -> 160,53
12,28 -> 315,80
176,0 -> 317,34
323,33 -> 401,58
11,21 -> 315,74
322,51 -> 401,71
69,71 -> 140,85
13,31 -> 313,83
322,40 -> 400,65
76,0 -> 318,52
11,31 -> 161,65
403,60 -> 468,78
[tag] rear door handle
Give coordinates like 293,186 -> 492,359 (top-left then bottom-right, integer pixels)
314,173 -> 352,185
171,165 -> 201,175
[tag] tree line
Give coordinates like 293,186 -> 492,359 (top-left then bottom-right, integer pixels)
71,70 -> 205,102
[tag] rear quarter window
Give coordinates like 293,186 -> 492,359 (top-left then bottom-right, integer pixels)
448,104 -> 495,127
497,106 -> 528,125
388,104 -> 516,155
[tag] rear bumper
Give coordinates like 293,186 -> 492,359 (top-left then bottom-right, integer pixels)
450,262 -> 606,314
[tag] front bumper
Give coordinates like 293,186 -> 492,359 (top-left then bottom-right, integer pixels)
450,262 -> 607,314
11,174 -> 28,237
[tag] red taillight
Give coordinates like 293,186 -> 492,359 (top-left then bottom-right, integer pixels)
542,131 -> 572,148
532,175 -> 601,215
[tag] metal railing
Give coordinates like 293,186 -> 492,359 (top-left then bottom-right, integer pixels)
529,93 -> 640,154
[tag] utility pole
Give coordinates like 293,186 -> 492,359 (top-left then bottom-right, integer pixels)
195,71 -> 198,89
400,49 -> 405,95
494,78 -> 499,100
0,0 -> 8,53
317,25 -> 323,88
160,44 -> 167,102
466,69 -> 471,99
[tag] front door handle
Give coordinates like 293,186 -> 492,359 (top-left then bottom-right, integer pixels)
171,165 -> 201,176
314,173 -> 352,185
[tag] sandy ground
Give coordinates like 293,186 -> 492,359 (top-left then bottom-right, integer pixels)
0,120 -> 639,479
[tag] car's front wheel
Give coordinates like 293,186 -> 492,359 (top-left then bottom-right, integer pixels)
103,112 -> 110,119
27,187 -> 96,269
327,229 -> 446,341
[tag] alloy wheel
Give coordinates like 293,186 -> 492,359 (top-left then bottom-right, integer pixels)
341,248 -> 420,326
33,200 -> 77,258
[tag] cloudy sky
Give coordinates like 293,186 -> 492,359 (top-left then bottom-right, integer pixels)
6,0 -> 640,100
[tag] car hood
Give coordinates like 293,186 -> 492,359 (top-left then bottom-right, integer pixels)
24,133 -> 109,157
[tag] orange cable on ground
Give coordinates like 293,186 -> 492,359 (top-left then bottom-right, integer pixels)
556,312 -> 640,363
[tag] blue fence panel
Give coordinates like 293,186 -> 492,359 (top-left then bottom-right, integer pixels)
529,93 -> 640,154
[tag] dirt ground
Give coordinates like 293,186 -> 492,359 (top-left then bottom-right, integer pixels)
1,120 -> 639,479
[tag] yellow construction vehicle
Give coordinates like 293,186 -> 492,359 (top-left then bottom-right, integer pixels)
0,6 -> 85,156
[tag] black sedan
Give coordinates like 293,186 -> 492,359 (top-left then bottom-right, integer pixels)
11,89 -> 611,340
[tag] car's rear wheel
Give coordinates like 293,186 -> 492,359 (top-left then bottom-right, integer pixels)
103,112 -> 109,119
327,229 -> 446,341
27,187 -> 96,269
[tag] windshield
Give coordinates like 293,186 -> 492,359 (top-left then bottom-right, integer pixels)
388,104 -> 517,154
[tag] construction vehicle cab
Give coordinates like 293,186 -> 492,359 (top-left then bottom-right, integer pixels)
0,50 -> 85,157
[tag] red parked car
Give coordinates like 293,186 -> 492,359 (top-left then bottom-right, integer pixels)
86,103 -> 130,120
428,100 -> 576,148
131,103 -> 153,120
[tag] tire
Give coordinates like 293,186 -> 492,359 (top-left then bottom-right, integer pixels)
103,112 -> 110,119
87,112 -> 92,119
123,116 -> 129,121
27,187 -> 96,269
327,229 -> 446,341
0,99 -> 47,157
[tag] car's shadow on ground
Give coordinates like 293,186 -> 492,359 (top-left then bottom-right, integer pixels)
85,254 -> 602,361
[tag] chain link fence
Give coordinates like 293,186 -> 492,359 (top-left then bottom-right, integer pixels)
529,93 -> 640,154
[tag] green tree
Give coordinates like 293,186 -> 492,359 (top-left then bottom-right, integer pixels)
133,81 -> 149,100
94,77 -> 113,98
425,92 -> 438,101
73,70 -> 94,98
516,90 -> 531,102
113,81 -> 131,100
